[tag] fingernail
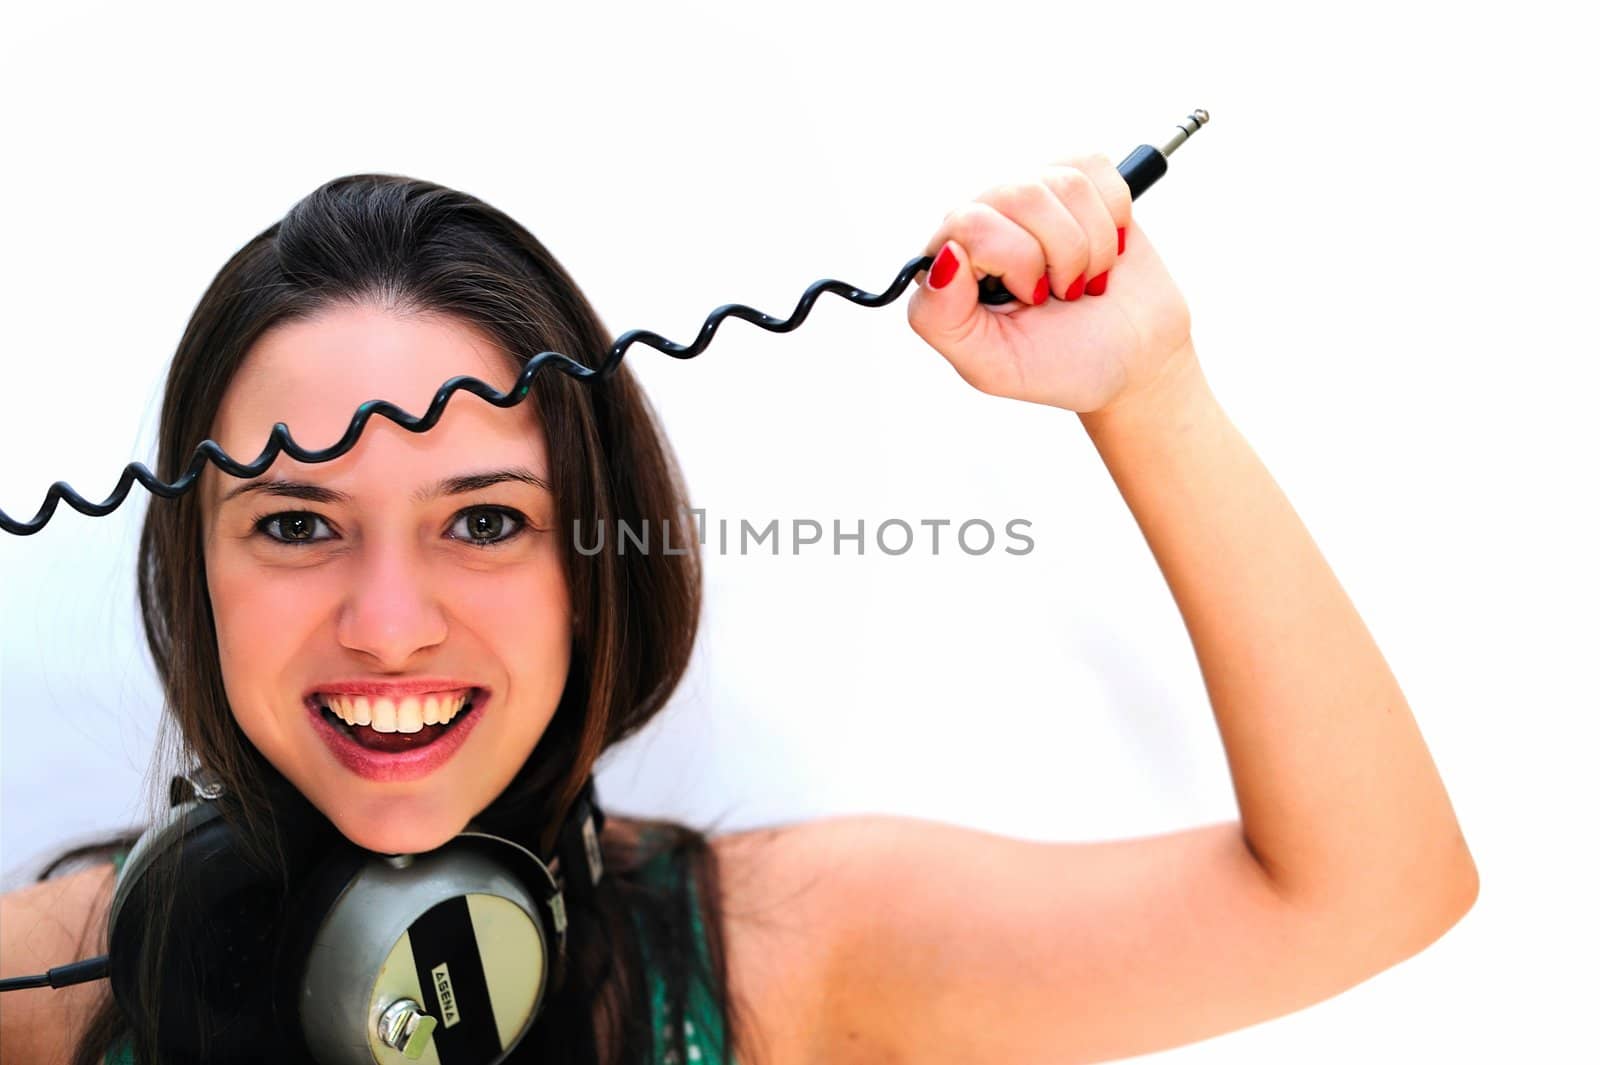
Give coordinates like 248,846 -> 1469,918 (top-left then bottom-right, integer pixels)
1065,272 -> 1086,301
929,243 -> 958,289
1086,270 -> 1110,296
1117,227 -> 1126,255
1032,275 -> 1049,304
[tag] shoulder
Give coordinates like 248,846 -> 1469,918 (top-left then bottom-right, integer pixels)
709,814 -> 900,1065
0,861 -> 119,1065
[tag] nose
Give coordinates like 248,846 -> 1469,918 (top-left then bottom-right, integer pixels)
336,535 -> 449,668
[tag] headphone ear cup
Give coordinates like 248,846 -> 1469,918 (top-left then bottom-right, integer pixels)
290,834 -> 566,1065
107,801 -> 290,1061
106,783 -> 342,1064
103,774 -> 591,1065
270,842 -> 369,1061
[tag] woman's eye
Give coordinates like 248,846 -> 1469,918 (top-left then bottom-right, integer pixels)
449,507 -> 527,546
250,508 -> 526,548
255,511 -> 333,545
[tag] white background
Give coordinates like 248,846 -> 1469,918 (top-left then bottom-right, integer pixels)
2,1 -> 1594,1060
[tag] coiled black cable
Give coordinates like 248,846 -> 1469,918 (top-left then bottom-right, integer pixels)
0,255 -> 927,536
0,109 -> 1206,537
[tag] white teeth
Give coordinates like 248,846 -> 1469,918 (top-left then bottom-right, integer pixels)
320,690 -> 471,734
396,697 -> 423,733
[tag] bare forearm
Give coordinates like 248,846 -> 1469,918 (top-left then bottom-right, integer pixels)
1077,343 -> 1477,932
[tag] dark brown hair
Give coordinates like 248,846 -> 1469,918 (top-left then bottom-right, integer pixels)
42,173 -> 745,1065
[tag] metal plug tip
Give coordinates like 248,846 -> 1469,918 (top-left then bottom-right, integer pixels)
1157,109 -> 1210,157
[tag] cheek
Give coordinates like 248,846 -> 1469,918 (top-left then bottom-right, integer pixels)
213,570 -> 332,647
465,567 -> 568,631
452,554 -> 572,667
205,551 -> 340,710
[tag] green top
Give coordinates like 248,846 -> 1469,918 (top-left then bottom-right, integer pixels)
633,847 -> 733,1065
103,846 -> 731,1064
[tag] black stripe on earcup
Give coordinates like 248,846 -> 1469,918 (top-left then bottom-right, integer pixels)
407,895 -> 501,1063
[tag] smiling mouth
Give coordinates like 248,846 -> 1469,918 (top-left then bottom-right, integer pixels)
311,688 -> 483,753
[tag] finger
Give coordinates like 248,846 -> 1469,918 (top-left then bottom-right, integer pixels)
1054,151 -> 1134,254
973,178 -> 1087,302
905,238 -> 1005,396
918,201 -> 1044,306
1040,162 -> 1118,284
908,236 -> 980,342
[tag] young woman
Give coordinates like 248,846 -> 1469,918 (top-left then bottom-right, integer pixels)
0,158 -> 1478,1065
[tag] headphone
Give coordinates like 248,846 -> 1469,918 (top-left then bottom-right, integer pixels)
102,765 -> 605,1065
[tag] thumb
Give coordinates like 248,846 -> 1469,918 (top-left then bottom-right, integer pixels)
908,240 -> 986,354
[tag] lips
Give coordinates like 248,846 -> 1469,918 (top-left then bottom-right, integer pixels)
304,678 -> 482,699
305,687 -> 490,783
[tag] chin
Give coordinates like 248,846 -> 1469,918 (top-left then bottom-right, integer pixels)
330,803 -> 468,856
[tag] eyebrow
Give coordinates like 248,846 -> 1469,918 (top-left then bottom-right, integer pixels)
218,467 -> 553,507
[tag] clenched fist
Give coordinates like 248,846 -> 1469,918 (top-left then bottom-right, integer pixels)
908,152 -> 1195,416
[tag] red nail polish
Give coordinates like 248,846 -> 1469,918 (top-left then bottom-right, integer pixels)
1032,275 -> 1049,304
1086,270 -> 1109,296
1065,272 -> 1086,301
1117,227 -> 1126,255
929,244 -> 958,289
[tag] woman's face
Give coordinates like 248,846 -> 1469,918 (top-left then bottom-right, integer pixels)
200,302 -> 571,855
